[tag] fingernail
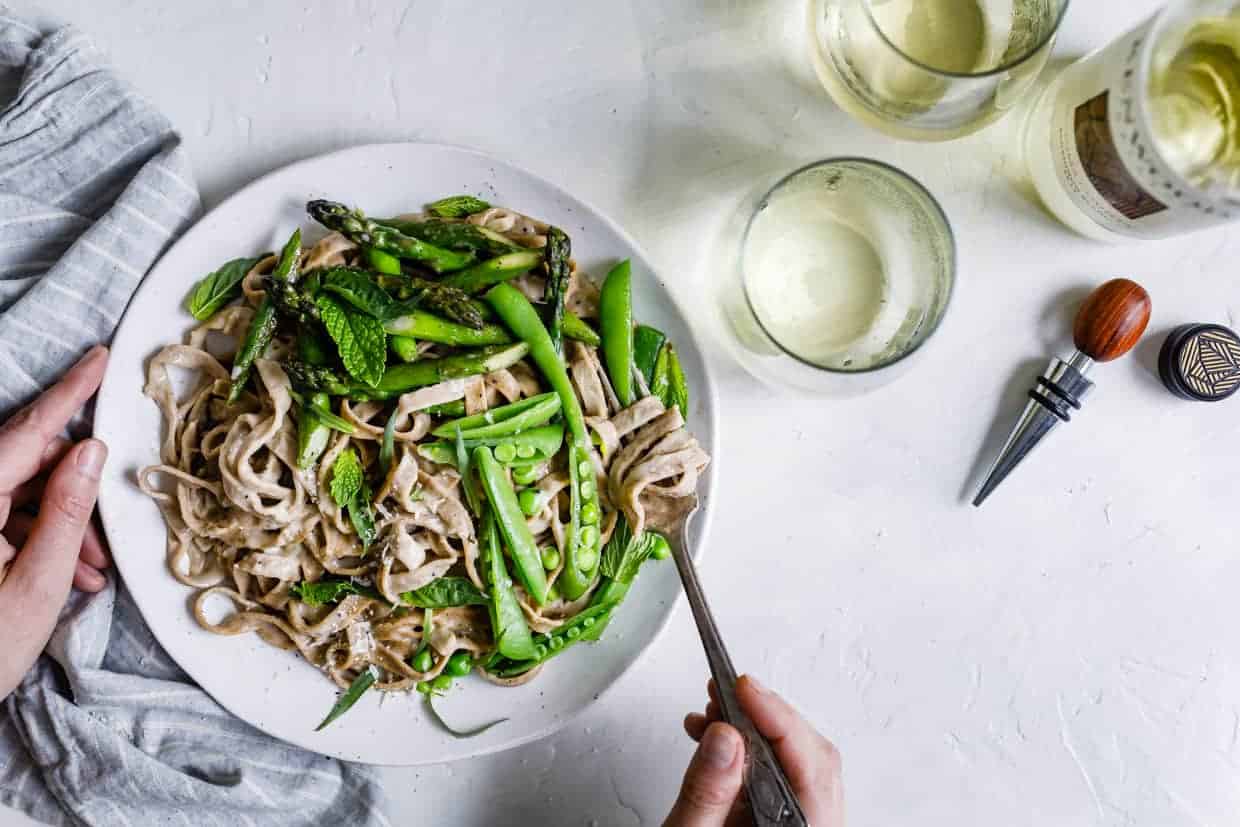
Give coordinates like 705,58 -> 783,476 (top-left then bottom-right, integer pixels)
700,725 -> 738,769
746,675 -> 771,695
76,440 -> 107,480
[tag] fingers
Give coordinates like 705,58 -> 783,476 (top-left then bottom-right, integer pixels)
0,346 -> 108,494
2,509 -> 108,592
5,439 -> 107,604
736,675 -> 844,824
663,722 -> 744,827
80,519 -> 110,570
73,558 -> 106,592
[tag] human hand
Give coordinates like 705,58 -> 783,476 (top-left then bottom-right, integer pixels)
665,675 -> 844,827
0,345 -> 110,700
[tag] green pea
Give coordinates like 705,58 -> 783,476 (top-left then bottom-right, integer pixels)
549,636 -> 564,651
579,525 -> 598,549
416,680 -> 432,695
511,465 -> 540,485
577,544 -> 598,571
651,537 -> 672,560
518,488 -> 541,516
446,652 -> 473,677
579,480 -> 595,498
516,443 -> 537,459
577,460 -> 592,477
495,442 -> 518,463
580,501 -> 599,525
431,674 -> 454,692
535,644 -> 548,658
582,616 -> 596,628
541,546 -> 561,571
412,647 -> 433,673
566,626 -> 581,640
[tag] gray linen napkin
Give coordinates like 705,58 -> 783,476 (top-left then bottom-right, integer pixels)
0,9 -> 391,826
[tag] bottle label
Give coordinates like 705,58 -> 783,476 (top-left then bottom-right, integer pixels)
1043,14 -> 1239,239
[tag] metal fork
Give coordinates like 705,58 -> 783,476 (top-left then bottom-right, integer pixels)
664,495 -> 809,826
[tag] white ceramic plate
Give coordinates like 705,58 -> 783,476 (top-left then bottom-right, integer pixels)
95,143 -> 717,765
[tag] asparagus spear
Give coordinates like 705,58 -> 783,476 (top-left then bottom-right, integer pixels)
229,230 -> 301,403
284,342 -> 529,400
426,195 -> 491,218
542,227 -> 571,355
307,199 -> 474,273
383,310 -> 512,347
441,250 -> 543,294
375,218 -> 517,257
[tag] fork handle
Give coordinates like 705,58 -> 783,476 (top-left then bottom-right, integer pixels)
669,541 -> 809,827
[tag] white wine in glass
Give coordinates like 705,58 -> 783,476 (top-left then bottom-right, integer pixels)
810,0 -> 1069,141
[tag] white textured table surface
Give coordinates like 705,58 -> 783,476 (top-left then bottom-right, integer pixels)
7,1 -> 1240,825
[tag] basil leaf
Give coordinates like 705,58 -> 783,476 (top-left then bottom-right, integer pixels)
427,195 -> 490,218
401,576 -> 487,608
290,577 -> 377,606
330,449 -> 363,507
320,267 -> 395,319
317,293 -> 387,387
315,666 -> 377,731
185,255 -> 265,320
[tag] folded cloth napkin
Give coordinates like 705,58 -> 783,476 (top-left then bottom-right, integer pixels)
0,9 -> 390,826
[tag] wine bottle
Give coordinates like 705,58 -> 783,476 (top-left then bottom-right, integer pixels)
1023,0 -> 1240,241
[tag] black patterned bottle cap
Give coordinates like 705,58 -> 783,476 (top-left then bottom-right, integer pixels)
1158,323 -> 1240,401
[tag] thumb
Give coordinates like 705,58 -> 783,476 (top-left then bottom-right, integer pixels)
664,722 -> 744,827
7,439 -> 107,607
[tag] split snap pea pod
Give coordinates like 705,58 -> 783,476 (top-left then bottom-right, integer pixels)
383,310 -> 512,347
229,230 -> 301,403
485,283 -> 601,600
441,250 -> 543,293
599,260 -> 635,406
480,512 -> 537,661
431,392 -> 560,439
475,446 -> 549,605
416,425 -> 564,466
633,325 -> 666,386
484,602 -> 615,678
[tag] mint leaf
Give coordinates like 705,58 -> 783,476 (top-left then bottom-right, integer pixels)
185,255 -> 265,320
317,293 -> 386,387
330,449 -> 363,507
401,576 -> 487,608
320,267 -> 395,319
427,195 -> 490,218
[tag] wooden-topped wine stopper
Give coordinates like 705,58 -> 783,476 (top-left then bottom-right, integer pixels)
973,278 -> 1151,506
